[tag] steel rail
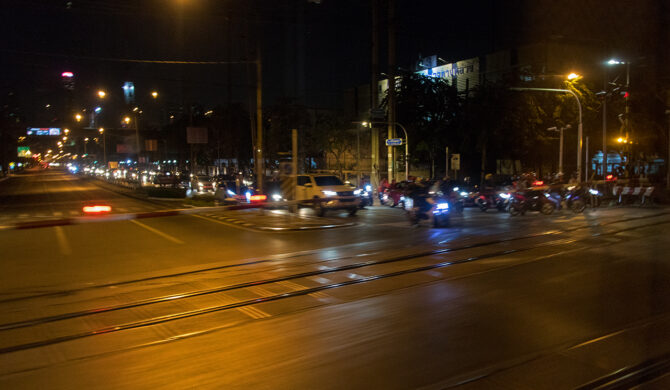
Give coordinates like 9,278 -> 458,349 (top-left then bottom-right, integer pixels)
0,218 -> 668,354
1,210 -> 668,306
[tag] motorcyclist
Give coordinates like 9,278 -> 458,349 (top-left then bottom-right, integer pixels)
404,179 -> 435,224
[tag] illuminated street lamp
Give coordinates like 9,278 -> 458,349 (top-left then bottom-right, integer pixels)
64,128 -> 70,135
151,91 -> 158,99
567,72 -> 581,80
75,113 -> 82,122
97,90 -> 106,99
123,116 -> 131,125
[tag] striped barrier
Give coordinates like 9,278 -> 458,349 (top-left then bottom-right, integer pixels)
613,186 -> 655,205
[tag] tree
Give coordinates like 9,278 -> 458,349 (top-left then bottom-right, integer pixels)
383,73 -> 462,178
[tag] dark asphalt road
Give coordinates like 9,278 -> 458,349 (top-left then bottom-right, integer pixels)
1,170 -> 669,389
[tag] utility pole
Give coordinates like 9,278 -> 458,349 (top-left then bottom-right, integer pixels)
256,44 -> 264,193
387,0 -> 396,182
602,67 -> 608,177
135,114 -> 141,166
585,136 -> 589,181
370,0 -> 380,195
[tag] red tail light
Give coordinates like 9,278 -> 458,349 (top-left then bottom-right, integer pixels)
250,194 -> 267,202
533,180 -> 544,186
83,205 -> 112,214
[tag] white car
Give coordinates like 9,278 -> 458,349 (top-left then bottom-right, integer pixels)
296,175 -> 360,216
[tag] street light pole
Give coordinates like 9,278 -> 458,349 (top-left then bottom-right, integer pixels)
367,121 -> 409,181
511,87 -> 583,181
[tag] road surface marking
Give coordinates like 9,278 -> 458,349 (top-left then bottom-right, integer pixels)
237,306 -> 271,319
278,280 -> 331,299
54,226 -> 72,255
19,214 -> 29,218
53,211 -> 62,217
129,220 -> 184,244
117,207 -> 128,212
249,286 -> 275,297
69,210 -> 79,216
190,214 -> 259,233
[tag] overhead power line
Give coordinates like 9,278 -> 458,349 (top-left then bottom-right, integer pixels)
2,50 -> 256,65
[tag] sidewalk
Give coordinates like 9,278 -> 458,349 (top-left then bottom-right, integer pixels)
198,208 -> 357,232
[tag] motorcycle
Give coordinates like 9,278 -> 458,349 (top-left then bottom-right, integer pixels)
563,185 -> 601,213
476,192 -> 509,212
354,185 -> 374,208
509,190 -> 555,216
405,195 -> 451,227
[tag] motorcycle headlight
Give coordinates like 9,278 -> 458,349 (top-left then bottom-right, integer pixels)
589,189 -> 599,195
322,190 -> 337,197
460,191 -> 468,197
226,189 -> 236,196
544,193 -> 551,198
272,193 -> 283,201
436,202 -> 449,210
365,185 -> 372,192
453,187 -> 459,191
499,193 -> 511,199
354,189 -> 362,195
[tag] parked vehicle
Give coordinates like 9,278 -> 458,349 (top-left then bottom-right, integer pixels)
296,174 -> 360,216
476,190 -> 509,212
190,175 -> 215,193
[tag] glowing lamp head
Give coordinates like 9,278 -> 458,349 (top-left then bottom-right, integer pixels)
61,71 -> 74,78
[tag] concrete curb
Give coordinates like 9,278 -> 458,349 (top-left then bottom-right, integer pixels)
0,201 -> 356,232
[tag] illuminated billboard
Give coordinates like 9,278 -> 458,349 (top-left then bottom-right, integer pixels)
27,128 -> 61,136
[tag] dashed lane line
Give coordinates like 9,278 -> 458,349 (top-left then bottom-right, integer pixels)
129,219 -> 184,244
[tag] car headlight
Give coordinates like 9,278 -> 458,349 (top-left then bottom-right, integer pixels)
354,189 -> 362,195
272,193 -> 283,201
226,189 -> 236,196
322,190 -> 337,197
460,191 -> 468,197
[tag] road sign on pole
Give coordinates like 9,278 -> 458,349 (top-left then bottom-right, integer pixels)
451,153 -> 460,171
385,138 -> 403,146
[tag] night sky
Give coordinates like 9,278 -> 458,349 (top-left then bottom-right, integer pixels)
1,0 -> 666,122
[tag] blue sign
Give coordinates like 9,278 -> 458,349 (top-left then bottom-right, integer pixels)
385,138 -> 403,146
27,128 -> 61,136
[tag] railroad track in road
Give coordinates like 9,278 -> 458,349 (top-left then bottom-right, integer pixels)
2,209 -> 668,306
0,212 -> 669,357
